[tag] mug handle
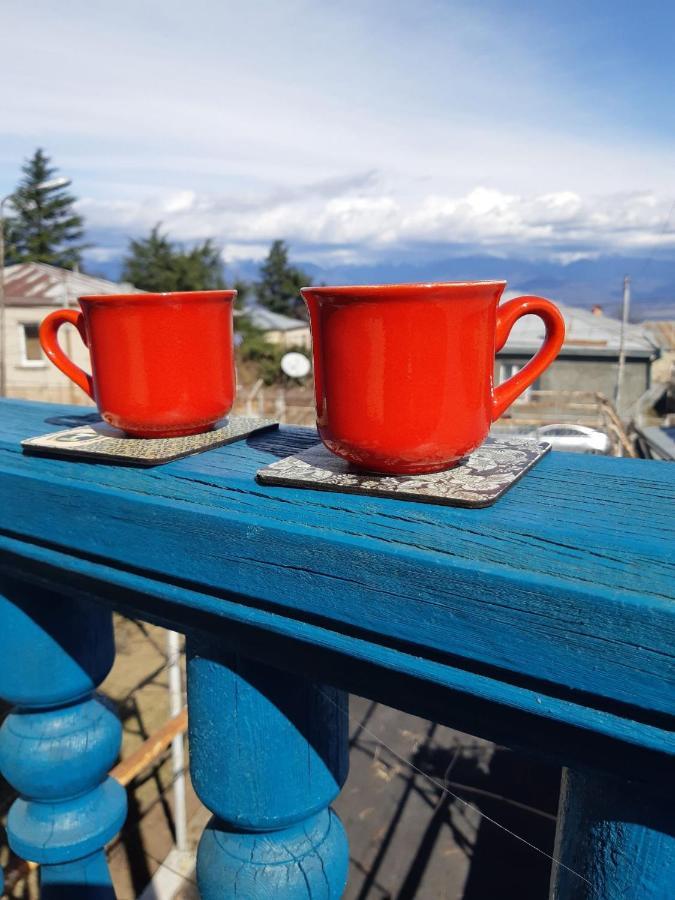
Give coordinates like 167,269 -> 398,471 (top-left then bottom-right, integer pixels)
39,309 -> 95,400
492,296 -> 565,421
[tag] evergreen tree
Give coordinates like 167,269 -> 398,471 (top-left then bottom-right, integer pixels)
232,277 -> 251,311
256,240 -> 311,318
4,149 -> 88,269
121,224 -> 226,292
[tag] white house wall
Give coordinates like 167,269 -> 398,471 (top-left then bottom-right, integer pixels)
5,305 -> 95,405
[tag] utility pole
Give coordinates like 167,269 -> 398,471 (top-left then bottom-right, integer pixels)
614,275 -> 631,412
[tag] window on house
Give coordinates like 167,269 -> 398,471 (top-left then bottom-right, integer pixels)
20,323 -> 45,365
499,362 -> 539,402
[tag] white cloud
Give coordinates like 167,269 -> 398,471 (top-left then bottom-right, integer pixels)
84,247 -> 123,263
76,177 -> 675,266
551,251 -> 601,266
3,0 -> 675,200
3,0 -> 674,269
220,243 -> 270,264
164,191 -> 197,214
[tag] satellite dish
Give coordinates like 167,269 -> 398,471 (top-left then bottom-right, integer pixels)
281,351 -> 311,379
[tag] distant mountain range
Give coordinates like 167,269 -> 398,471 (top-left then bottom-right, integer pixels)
88,251 -> 675,322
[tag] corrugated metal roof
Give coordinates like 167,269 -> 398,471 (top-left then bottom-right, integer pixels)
501,292 -> 658,355
243,305 -> 308,331
246,295 -> 659,352
2,262 -> 141,306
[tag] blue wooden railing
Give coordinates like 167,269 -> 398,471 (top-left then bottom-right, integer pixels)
0,398 -> 673,899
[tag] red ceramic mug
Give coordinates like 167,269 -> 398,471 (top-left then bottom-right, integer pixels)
40,290 -> 237,438
301,282 -> 565,474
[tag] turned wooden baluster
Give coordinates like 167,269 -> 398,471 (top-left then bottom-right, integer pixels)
187,639 -> 350,898
551,767 -> 675,900
0,576 -> 126,898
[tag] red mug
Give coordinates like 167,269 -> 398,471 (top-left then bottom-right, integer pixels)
40,290 -> 237,438
301,282 -> 565,474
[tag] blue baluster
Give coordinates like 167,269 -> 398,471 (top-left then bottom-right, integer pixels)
187,640 -> 350,898
0,576 -> 126,898
551,767 -> 675,899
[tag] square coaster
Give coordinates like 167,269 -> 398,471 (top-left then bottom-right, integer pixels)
256,437 -> 551,508
22,416 -> 279,467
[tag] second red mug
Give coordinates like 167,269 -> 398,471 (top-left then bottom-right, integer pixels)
40,290 -> 237,438
301,281 -> 565,474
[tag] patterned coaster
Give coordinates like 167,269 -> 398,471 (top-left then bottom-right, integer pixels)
22,416 -> 279,467
256,438 -> 551,508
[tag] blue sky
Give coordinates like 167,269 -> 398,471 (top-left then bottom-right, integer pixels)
2,0 -> 674,274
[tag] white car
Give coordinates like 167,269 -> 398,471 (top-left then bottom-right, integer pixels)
531,424 -> 610,454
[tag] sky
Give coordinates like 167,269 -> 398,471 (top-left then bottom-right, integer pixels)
2,0 -> 675,281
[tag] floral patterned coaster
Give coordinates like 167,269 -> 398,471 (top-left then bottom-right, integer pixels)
22,416 -> 278,467
256,438 -> 551,508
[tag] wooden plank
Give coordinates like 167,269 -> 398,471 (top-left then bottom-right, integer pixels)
0,535 -> 673,783
110,708 -> 187,787
1,400 -> 673,724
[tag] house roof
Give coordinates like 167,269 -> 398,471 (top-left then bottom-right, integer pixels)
2,262 -> 141,307
500,293 -> 659,357
243,305 -> 308,332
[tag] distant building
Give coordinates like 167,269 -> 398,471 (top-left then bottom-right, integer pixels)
0,264 -> 312,405
242,305 -> 311,350
1,266 -> 664,421
498,299 -> 661,416
1,262 -> 141,404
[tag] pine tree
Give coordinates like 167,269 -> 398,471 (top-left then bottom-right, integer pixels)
232,278 -> 251,311
121,224 -> 226,292
256,240 -> 312,318
4,149 -> 88,269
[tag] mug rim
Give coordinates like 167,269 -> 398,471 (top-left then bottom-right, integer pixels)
300,280 -> 507,296
78,289 -> 238,304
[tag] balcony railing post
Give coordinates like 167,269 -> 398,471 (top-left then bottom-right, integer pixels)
0,575 -> 126,898
550,767 -> 675,899
186,639 -> 350,898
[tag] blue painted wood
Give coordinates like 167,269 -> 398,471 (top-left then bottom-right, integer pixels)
0,574 -> 126,897
31,851 -> 120,899
551,768 -> 675,899
197,810 -> 348,899
0,532 -> 672,783
0,399 -> 674,896
0,400 -> 673,723
187,640 -> 349,897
